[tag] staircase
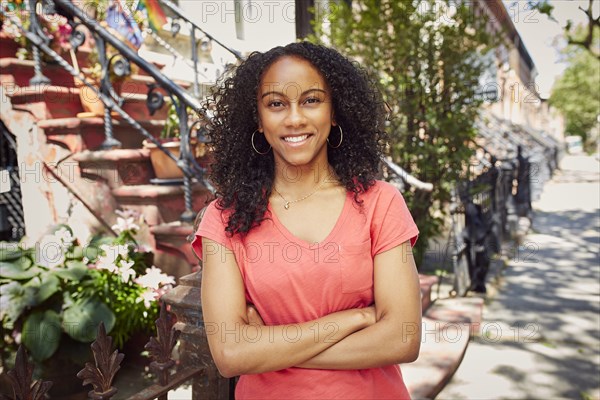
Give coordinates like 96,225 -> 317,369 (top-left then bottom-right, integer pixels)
0,31 -> 210,278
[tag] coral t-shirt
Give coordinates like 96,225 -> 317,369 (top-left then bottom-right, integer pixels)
192,180 -> 419,399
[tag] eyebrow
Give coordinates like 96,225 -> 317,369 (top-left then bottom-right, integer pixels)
260,88 -> 327,99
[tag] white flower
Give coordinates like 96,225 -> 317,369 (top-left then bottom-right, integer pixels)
135,266 -> 175,290
111,217 -> 140,234
54,227 -> 75,248
117,244 -> 129,258
119,259 -> 136,283
137,288 -> 158,309
82,257 -> 90,265
36,235 -> 66,269
96,254 -> 118,273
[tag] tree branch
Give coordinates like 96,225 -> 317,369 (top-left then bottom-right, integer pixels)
566,0 -> 599,59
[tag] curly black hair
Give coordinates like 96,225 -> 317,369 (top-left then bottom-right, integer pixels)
204,41 -> 388,237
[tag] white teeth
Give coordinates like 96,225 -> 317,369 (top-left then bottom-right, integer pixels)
284,135 -> 309,143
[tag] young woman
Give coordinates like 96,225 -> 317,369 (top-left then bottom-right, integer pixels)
192,42 -> 422,399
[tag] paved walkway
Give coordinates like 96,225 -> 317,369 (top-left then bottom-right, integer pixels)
437,155 -> 600,400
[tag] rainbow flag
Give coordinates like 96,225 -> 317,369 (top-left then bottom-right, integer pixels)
138,0 -> 167,32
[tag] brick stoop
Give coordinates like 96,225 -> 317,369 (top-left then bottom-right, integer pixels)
423,297 -> 484,337
419,274 -> 439,312
401,296 -> 484,399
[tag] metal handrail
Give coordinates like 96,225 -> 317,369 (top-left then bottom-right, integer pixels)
160,0 -> 243,61
158,0 -> 242,98
53,0 -> 202,115
382,157 -> 434,192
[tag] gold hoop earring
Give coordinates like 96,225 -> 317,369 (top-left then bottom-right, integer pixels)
251,130 -> 271,155
327,125 -> 343,149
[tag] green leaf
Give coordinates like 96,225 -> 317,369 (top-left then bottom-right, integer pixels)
32,274 -> 60,304
0,281 -> 37,324
54,260 -> 89,281
0,243 -> 26,261
63,299 -> 116,342
22,310 -> 62,361
65,246 -> 84,260
0,259 -> 39,280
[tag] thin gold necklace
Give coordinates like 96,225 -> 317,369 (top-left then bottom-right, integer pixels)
273,176 -> 330,210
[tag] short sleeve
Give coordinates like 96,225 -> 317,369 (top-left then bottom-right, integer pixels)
190,200 -> 234,260
371,183 -> 419,255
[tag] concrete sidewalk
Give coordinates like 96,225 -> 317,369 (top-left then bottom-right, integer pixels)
437,155 -> 600,400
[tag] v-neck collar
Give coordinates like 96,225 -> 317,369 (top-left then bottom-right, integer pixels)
267,190 -> 352,249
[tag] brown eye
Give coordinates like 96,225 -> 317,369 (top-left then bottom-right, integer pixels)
304,97 -> 321,104
268,100 -> 284,108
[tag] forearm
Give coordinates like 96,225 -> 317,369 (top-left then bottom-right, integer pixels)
208,308 -> 372,377
296,316 -> 421,370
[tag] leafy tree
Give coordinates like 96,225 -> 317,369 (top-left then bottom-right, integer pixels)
310,0 -> 495,265
525,0 -> 600,60
550,47 -> 600,142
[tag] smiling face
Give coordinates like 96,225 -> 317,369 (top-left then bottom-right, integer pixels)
257,56 -> 335,173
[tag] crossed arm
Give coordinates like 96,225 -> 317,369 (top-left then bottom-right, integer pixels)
200,238 -> 422,378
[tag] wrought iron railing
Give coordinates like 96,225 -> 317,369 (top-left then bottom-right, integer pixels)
0,124 -> 25,242
158,0 -> 242,98
1,303 -> 204,400
1,0 -> 216,222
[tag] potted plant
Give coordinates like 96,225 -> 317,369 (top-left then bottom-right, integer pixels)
143,99 -> 208,180
0,210 -> 174,395
74,0 -> 145,117
0,1 -> 73,61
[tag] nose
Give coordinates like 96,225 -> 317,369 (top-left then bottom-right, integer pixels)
284,103 -> 307,128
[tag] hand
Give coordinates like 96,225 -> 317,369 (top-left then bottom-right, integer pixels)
246,304 -> 265,326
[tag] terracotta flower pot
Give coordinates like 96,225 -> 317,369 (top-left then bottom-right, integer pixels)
76,79 -> 104,117
75,77 -> 124,118
143,139 -> 207,180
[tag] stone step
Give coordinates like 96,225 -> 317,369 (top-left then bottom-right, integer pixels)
8,84 -> 171,123
3,58 -> 192,126
150,221 -> 200,279
401,296 -> 484,399
0,33 -> 19,59
73,148 -> 154,188
423,296 -> 484,337
7,85 -> 82,120
38,117 -> 165,152
112,183 -> 211,226
1,57 -> 189,93
7,85 -> 168,121
402,316 -> 471,400
1,57 -> 77,89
